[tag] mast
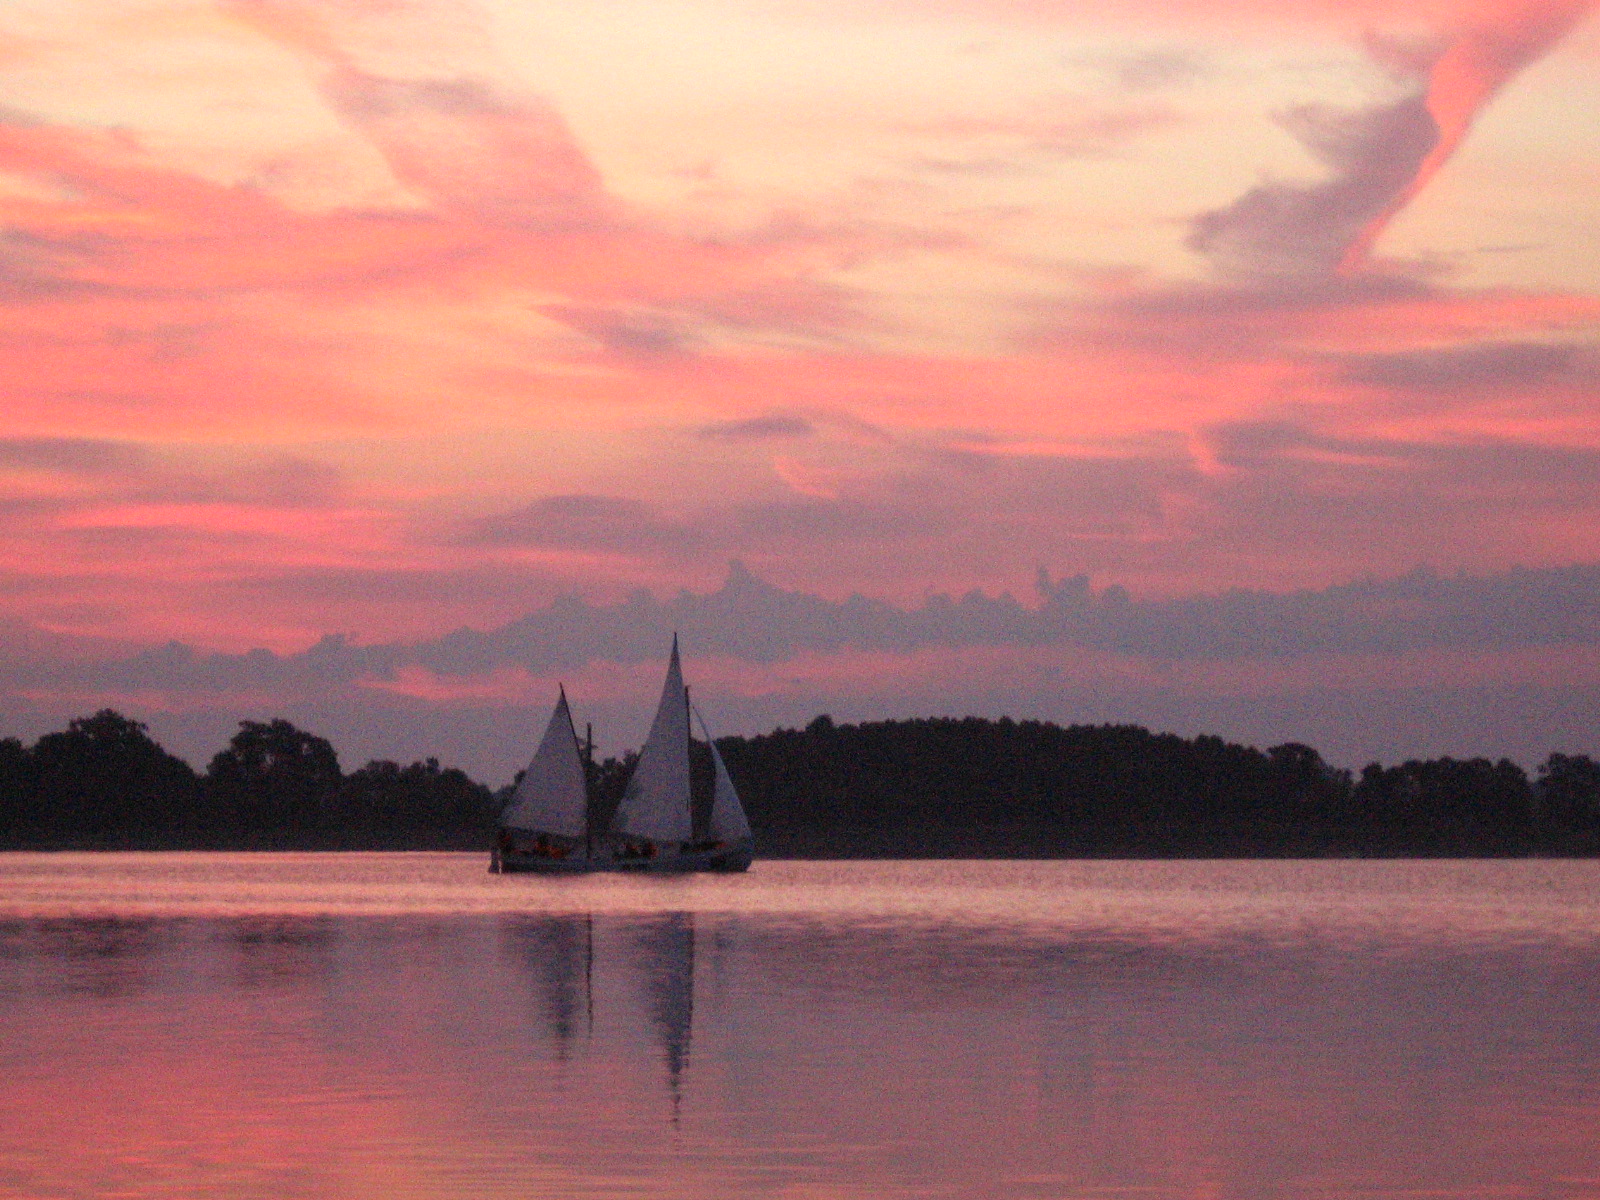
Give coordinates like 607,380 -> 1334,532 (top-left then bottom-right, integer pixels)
564,697 -> 586,860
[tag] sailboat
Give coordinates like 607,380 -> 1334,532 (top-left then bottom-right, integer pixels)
491,637 -> 755,874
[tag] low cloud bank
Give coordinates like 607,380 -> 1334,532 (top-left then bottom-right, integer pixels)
5,560 -> 1600,777
9,559 -> 1600,694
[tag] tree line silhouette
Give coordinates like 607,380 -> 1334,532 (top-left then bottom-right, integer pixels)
0,711 -> 496,849
2,708 -> 1599,855
722,716 -> 1600,857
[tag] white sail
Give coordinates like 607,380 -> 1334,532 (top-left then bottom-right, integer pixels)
611,637 -> 693,844
694,705 -> 752,843
501,689 -> 589,839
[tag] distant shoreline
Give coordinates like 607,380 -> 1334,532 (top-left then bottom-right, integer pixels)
5,710 -> 1598,858
3,845 -> 1595,861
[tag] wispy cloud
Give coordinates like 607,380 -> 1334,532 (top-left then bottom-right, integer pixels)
1185,1 -> 1594,280
1341,0 -> 1597,270
1188,94 -> 1441,281
465,494 -> 703,554
697,416 -> 817,441
900,105 -> 1180,161
1337,339 -> 1585,391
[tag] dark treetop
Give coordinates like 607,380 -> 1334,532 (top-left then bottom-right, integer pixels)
2,709 -> 1598,856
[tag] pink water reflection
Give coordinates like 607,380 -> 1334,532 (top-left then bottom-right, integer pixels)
1,858 -> 1598,1199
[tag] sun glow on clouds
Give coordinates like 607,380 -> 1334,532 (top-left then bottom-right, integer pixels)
0,0 -> 1598,761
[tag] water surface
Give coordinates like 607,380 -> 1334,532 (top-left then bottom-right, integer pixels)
2,855 -> 1598,1199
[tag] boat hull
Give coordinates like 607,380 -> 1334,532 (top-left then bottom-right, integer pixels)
492,843 -> 753,875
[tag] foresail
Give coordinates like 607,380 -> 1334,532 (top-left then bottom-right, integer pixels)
501,690 -> 589,838
694,706 -> 752,843
611,638 -> 693,843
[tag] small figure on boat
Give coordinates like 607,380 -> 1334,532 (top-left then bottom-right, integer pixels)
491,636 -> 754,874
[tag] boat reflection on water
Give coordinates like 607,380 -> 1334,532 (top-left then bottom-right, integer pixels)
633,913 -> 694,1121
502,914 -> 594,1058
501,910 -> 698,1122
9,860 -> 1600,1200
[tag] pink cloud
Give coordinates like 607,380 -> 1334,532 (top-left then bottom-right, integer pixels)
0,0 -> 1596,769
1342,0 -> 1598,271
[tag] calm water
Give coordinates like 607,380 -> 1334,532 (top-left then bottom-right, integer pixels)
3,856 -> 1600,1200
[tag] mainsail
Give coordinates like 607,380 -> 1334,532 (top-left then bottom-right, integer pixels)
500,689 -> 589,839
694,705 -> 752,843
611,636 -> 693,844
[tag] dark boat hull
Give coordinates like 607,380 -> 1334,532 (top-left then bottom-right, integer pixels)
491,843 -> 753,875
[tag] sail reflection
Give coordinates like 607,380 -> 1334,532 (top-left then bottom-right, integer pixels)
502,914 -> 594,1058
500,911 -> 698,1122
13,860 -> 1600,1200
631,912 -> 695,1122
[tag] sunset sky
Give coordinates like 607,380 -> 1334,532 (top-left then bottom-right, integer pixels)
3,0 -> 1599,777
